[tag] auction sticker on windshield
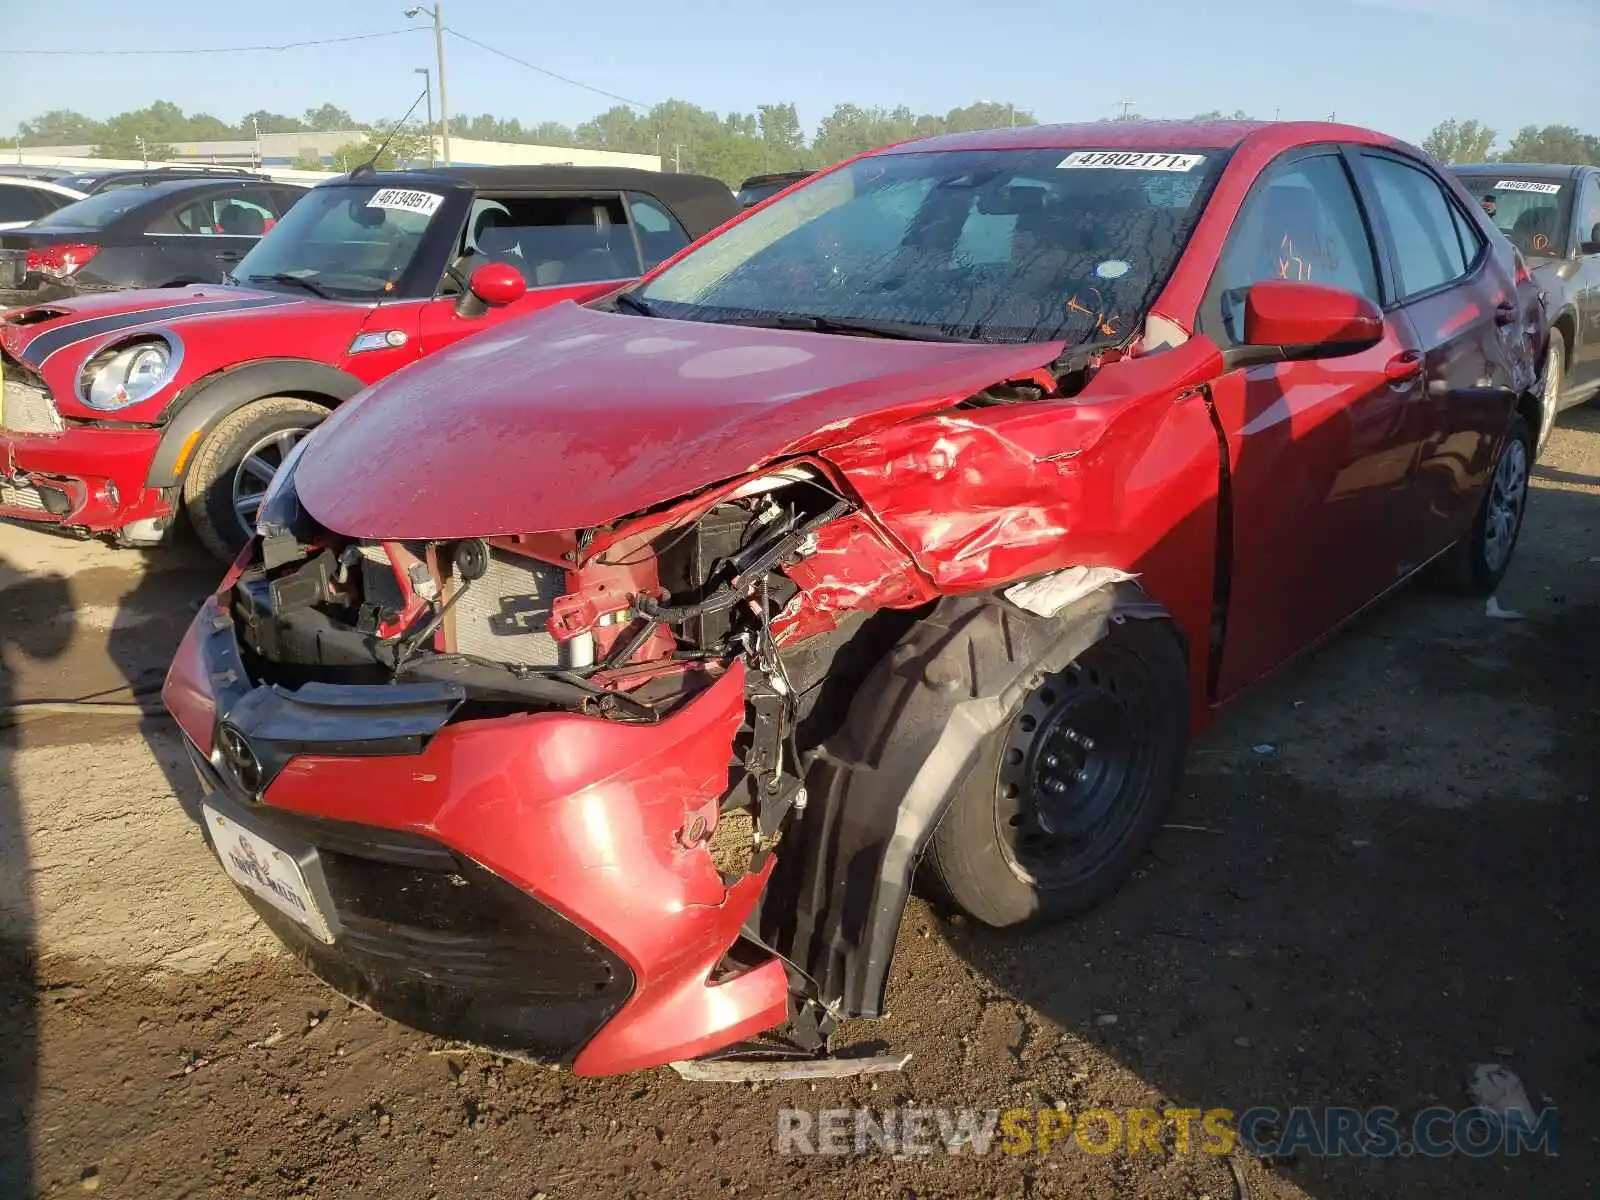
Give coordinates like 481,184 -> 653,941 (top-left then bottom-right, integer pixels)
203,806 -> 335,942
1494,180 -> 1563,194
367,187 -> 446,215
1059,151 -> 1206,172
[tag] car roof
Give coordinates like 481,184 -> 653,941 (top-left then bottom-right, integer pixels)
319,165 -> 740,239
740,171 -> 812,188
0,177 -> 84,197
880,119 -> 1396,156
1451,163 -> 1582,180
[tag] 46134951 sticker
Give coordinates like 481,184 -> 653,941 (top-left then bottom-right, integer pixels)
1058,151 -> 1206,172
366,187 -> 446,215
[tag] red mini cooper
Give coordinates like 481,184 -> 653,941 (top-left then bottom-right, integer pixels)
0,165 -> 739,559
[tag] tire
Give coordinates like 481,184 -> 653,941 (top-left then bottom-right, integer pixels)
181,396 -> 328,562
925,617 -> 1189,928
1437,415 -> 1534,596
1540,336 -> 1564,446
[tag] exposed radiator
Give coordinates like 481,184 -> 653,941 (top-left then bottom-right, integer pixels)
0,481 -> 47,511
444,546 -> 568,669
2,376 -> 64,435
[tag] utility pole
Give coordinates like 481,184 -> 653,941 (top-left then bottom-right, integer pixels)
415,67 -> 435,166
135,135 -> 148,167
404,4 -> 450,165
1117,99 -> 1136,121
252,116 -> 261,167
672,143 -> 685,173
1009,102 -> 1016,128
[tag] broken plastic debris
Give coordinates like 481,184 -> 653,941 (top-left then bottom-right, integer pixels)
670,1052 -> 911,1082
1003,566 -> 1138,618
1252,743 -> 1276,756
1484,596 -> 1525,620
1467,1063 -> 1536,1125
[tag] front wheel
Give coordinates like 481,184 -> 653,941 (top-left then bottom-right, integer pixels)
181,397 -> 328,562
1436,415 -> 1534,596
925,617 -> 1189,928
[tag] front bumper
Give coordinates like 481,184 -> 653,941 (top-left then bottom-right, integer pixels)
164,598 -> 791,1075
0,427 -> 170,532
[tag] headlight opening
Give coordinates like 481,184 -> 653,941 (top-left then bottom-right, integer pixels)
79,335 -> 179,411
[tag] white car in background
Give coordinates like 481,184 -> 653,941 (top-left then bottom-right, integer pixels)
0,176 -> 88,230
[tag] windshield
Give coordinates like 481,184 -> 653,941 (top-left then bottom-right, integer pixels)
639,148 -> 1223,347
232,182 -> 449,300
737,179 -> 801,207
31,187 -> 155,229
1456,174 -> 1570,257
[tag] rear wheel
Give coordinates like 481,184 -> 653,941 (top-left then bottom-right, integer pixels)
925,618 -> 1189,928
181,396 -> 328,562
1437,415 -> 1533,596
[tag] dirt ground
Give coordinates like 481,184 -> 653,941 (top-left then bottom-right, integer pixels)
1,410 -> 1597,1200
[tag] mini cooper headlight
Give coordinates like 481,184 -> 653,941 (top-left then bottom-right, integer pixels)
80,336 -> 178,411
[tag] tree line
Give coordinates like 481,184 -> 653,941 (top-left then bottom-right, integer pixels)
4,100 -> 1258,184
1420,119 -> 1600,166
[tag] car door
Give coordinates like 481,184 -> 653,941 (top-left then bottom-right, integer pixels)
414,190 -> 646,357
1352,149 -> 1518,563
1201,147 -> 1427,700
1565,170 -> 1600,394
145,185 -> 284,283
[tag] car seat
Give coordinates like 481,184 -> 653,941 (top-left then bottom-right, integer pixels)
218,203 -> 266,236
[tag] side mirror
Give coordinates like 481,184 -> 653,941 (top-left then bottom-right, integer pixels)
454,261 -> 527,318
1223,279 -> 1384,370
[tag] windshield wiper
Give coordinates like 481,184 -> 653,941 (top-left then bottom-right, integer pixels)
613,291 -> 657,317
246,272 -> 335,300
715,313 -> 968,342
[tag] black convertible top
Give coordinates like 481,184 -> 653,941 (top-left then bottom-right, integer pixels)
332,165 -> 741,240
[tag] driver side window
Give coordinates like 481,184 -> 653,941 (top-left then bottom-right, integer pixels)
1578,175 -> 1600,254
1209,153 -> 1381,344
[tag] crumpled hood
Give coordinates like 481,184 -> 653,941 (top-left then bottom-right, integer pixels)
295,301 -> 1063,538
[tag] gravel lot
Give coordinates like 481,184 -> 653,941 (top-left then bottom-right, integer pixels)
1,408 -> 1596,1200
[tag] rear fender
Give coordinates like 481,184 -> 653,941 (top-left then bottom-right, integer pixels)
759,580 -> 1173,1018
145,358 -> 365,488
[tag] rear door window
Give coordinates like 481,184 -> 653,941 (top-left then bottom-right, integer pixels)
1363,154 -> 1472,297
0,187 -> 48,223
460,193 -> 639,288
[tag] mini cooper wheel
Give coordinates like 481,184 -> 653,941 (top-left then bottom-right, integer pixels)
1438,414 -> 1534,596
182,396 -> 328,562
926,617 -> 1188,928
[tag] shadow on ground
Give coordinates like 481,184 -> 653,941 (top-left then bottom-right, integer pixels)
0,546 -> 75,1198
939,459 -> 1600,1199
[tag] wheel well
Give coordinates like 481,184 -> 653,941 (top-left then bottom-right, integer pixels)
1553,312 -> 1575,366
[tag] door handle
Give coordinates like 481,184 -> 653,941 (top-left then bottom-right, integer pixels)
216,250 -> 243,263
1384,351 -> 1424,382
1494,300 -> 1517,326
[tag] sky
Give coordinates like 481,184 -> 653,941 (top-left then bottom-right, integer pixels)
0,0 -> 1596,149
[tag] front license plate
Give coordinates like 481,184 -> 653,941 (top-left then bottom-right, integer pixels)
203,805 -> 335,942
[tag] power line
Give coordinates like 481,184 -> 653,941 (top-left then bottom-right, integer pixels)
0,29 -> 424,56
443,27 -> 648,110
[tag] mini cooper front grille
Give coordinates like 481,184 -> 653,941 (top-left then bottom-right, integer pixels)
1,353 -> 63,435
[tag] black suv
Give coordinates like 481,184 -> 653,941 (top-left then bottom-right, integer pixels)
0,176 -> 307,307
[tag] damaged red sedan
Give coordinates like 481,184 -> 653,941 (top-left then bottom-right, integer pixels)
165,120 -> 1546,1076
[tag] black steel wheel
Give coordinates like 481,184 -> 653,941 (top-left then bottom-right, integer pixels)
927,617 -> 1188,928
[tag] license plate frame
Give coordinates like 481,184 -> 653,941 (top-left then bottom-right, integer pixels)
202,802 -> 340,943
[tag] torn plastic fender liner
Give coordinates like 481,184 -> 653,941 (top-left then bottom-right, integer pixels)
759,580 -> 1173,1019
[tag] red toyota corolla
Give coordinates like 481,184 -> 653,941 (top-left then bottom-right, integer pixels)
166,120 -> 1547,1076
